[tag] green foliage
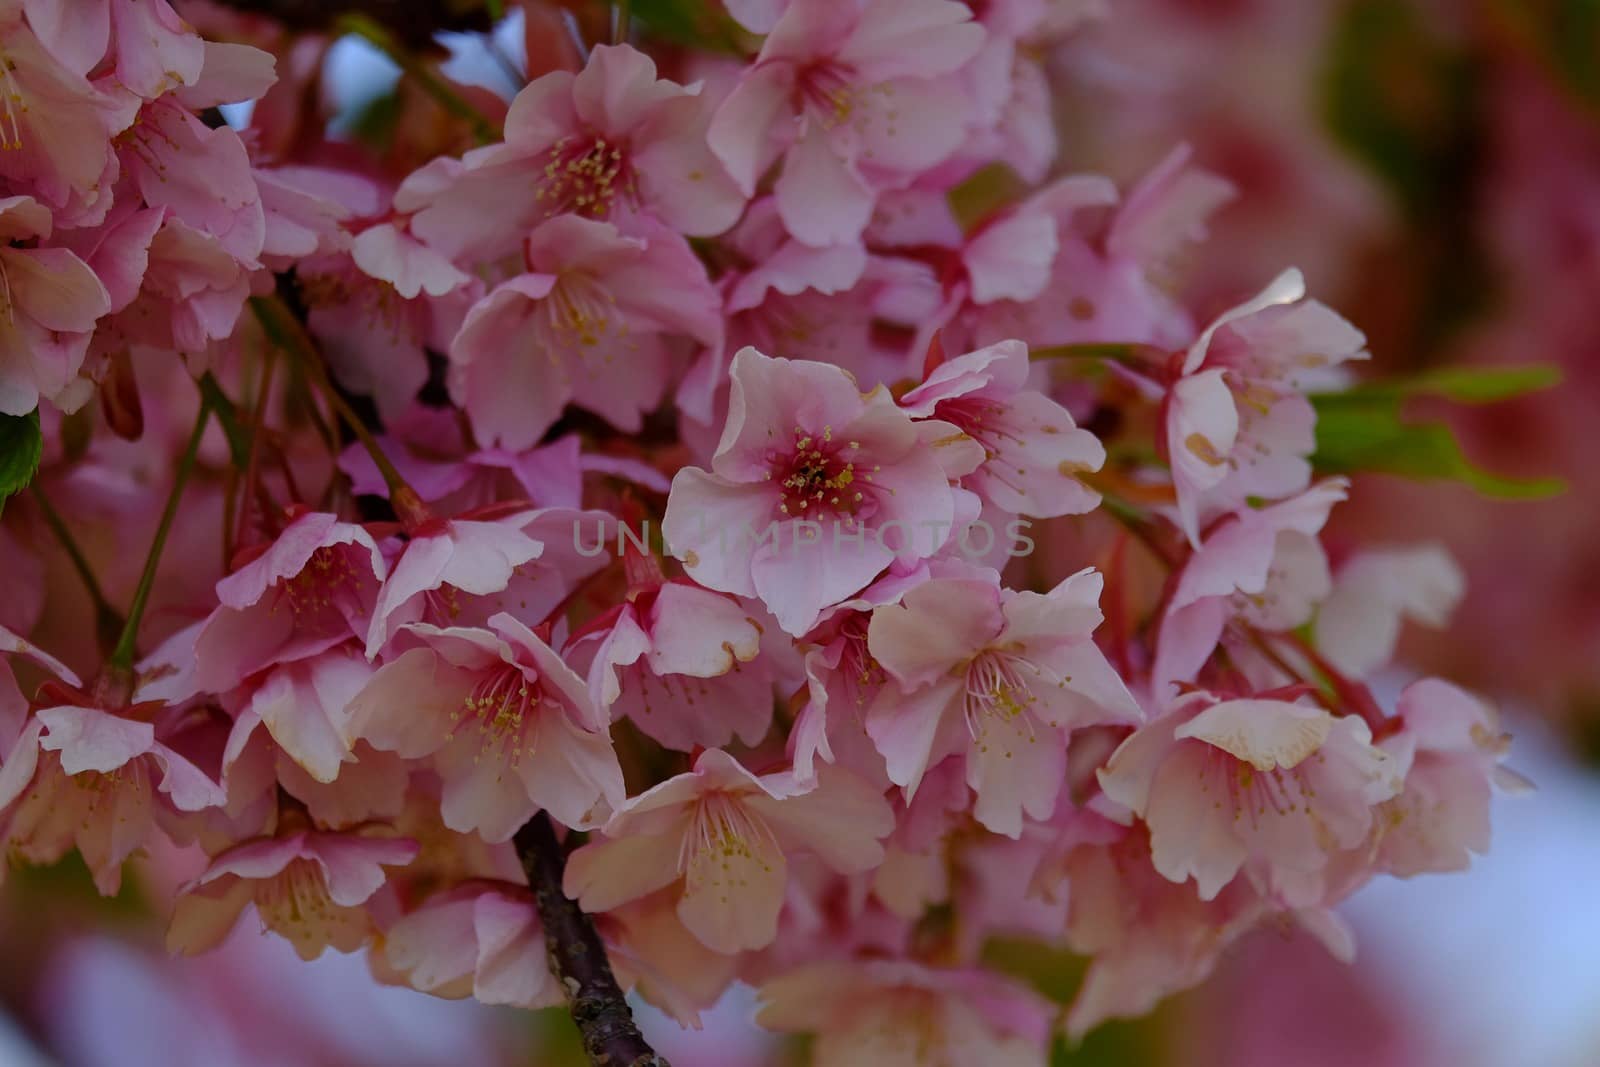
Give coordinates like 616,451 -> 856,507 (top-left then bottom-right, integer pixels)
0,407 -> 43,517
1321,0 -> 1492,349
1321,0 -> 1475,220
1326,362 -> 1562,404
1311,365 -> 1565,497
1496,0 -> 1600,114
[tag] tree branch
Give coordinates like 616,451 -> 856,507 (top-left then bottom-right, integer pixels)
514,813 -> 668,1067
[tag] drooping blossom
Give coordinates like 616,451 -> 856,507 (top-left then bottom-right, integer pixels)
0,696 -> 224,895
1098,692 -> 1402,904
447,214 -> 721,450
0,8 -> 126,224
756,959 -> 1055,1066
1376,679 -> 1529,878
1152,479 -> 1347,696
347,613 -> 625,841
381,882 -> 560,1010
1165,268 -> 1368,545
958,145 -> 1234,353
564,749 -> 893,953
364,507 -> 546,658
23,0 -> 204,100
191,510 -> 386,692
0,195 -> 113,415
1033,810 -> 1350,1040
167,824 -> 419,960
867,567 -> 1141,836
575,566 -> 775,753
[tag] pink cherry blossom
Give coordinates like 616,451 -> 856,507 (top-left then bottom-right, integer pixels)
564,749 -> 893,953
24,0 -> 204,99
1165,268 -> 1368,545
364,508 -> 547,658
1037,811 -> 1272,1039
662,347 -> 961,635
1315,545 -> 1466,679
116,97 -> 265,264
447,214 -> 721,450
224,707 -> 409,832
1098,693 -> 1402,904
382,882 -> 560,1010
602,887 -> 742,1027
0,195 -> 113,414
234,645 -> 374,785
960,146 -> 1233,353
256,165 -> 381,267
577,576 -> 774,752
789,562 -> 931,784
114,214 -> 255,353
347,613 -> 624,841
192,510 -> 386,692
1377,679 -> 1529,877
899,338 -> 1106,518
756,959 -> 1055,1066
1153,479 -> 1347,696
0,9 -> 126,224
402,43 -> 744,265
167,826 -> 419,960
707,0 -> 986,245
866,568 -> 1140,836
0,700 -> 223,895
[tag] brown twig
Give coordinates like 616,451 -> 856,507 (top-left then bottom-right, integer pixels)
514,813 -> 667,1067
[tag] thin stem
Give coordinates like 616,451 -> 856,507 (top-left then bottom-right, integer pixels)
250,294 -> 429,526
30,485 -> 124,650
612,0 -> 631,42
250,298 -> 399,493
1031,342 -> 1161,368
1098,493 -> 1182,569
338,13 -> 499,145
232,348 -> 279,554
514,813 -> 667,1067
108,399 -> 213,670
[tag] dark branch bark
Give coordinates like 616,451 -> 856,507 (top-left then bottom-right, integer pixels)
199,0 -> 491,49
515,813 -> 668,1067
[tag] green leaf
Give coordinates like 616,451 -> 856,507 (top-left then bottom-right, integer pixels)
1312,395 -> 1565,497
0,407 -> 43,516
1316,363 -> 1561,404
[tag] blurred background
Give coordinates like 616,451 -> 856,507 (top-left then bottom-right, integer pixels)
3,0 -> 1597,1063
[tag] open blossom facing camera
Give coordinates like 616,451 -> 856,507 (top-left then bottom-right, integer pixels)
663,346 -> 964,635
0,0 -> 1535,1062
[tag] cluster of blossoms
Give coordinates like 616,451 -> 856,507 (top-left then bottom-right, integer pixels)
0,0 -> 1527,1060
